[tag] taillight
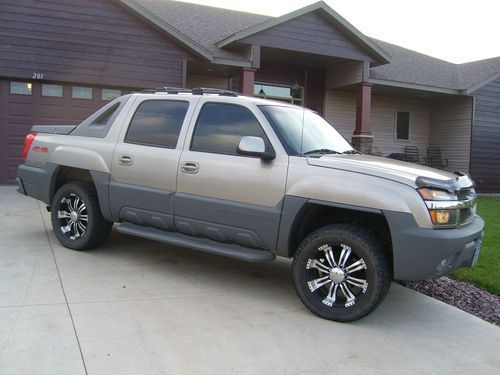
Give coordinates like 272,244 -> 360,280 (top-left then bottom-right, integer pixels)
23,132 -> 37,161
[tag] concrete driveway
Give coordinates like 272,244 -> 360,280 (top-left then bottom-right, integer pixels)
0,186 -> 499,375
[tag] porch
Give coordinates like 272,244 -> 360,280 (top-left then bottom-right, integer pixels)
324,86 -> 474,174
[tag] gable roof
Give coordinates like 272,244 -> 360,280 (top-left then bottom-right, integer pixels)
118,0 -> 270,65
216,1 -> 391,64
119,0 -> 500,94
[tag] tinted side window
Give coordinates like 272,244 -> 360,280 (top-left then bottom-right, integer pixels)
125,100 -> 189,148
191,103 -> 268,155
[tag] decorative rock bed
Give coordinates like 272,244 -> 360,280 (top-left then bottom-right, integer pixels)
398,277 -> 500,326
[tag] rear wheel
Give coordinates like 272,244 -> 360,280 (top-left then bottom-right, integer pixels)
51,182 -> 112,250
292,224 -> 391,322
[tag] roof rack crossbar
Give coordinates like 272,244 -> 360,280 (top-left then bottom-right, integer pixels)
141,87 -> 192,94
191,87 -> 239,97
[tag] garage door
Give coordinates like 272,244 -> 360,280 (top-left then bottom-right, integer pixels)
0,80 -> 124,183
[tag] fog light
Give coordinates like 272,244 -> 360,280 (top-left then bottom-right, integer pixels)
429,209 -> 457,226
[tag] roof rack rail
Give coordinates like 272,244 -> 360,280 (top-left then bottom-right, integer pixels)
191,87 -> 239,97
140,87 -> 240,97
141,87 -> 192,94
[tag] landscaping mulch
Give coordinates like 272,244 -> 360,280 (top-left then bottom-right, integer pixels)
398,277 -> 500,326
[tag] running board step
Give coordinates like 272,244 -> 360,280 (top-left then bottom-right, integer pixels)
116,223 -> 276,262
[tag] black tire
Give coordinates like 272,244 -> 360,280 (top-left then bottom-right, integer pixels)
292,224 -> 391,322
51,181 -> 112,250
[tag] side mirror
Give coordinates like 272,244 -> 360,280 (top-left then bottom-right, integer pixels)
237,136 -> 275,160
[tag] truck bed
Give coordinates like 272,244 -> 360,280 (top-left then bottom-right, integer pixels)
31,125 -> 77,135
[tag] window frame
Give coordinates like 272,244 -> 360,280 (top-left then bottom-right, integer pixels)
72,86 -> 93,100
41,84 -> 63,98
10,82 -> 33,96
101,88 -> 122,101
189,101 -> 274,158
394,110 -> 411,142
124,99 -> 190,149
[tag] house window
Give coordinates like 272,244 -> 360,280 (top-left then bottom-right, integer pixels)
72,86 -> 93,99
42,84 -> 63,97
254,83 -> 303,105
395,111 -> 410,140
102,89 -> 121,101
10,82 -> 32,95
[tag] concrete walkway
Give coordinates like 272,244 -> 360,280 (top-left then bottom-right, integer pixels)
0,186 -> 498,375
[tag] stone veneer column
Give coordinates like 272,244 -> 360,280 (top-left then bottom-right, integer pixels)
352,82 -> 374,154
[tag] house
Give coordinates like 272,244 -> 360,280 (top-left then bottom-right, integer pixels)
1,0 -> 499,192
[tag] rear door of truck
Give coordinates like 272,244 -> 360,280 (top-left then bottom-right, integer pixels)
109,94 -> 199,229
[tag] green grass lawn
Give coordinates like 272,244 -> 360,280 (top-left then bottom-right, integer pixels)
452,196 -> 500,294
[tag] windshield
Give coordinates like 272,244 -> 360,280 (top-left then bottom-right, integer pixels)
259,105 -> 354,156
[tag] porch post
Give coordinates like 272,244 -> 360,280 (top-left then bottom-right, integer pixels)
352,82 -> 374,154
240,67 -> 256,96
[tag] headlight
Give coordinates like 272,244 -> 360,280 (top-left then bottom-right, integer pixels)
417,188 -> 457,201
417,188 -> 458,226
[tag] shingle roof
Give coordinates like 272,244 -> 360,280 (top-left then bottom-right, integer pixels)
369,40 -> 460,90
370,40 -> 500,92
458,56 -> 500,90
124,0 -> 500,92
128,0 -> 271,62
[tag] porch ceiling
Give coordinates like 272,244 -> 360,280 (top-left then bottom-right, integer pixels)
187,60 -> 240,78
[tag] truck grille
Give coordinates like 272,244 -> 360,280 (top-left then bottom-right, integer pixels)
457,188 -> 477,225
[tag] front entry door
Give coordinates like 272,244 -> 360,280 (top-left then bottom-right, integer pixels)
175,99 -> 288,250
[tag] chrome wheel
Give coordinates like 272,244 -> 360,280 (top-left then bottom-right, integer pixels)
305,243 -> 368,308
57,193 -> 88,240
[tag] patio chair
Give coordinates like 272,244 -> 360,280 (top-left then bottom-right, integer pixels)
425,146 -> 448,168
404,146 -> 421,164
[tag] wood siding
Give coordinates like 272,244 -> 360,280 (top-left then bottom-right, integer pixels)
471,77 -> 500,192
0,0 -> 192,88
240,11 -> 377,63
326,61 -> 363,89
324,90 -> 431,157
186,74 -> 229,90
429,97 -> 472,174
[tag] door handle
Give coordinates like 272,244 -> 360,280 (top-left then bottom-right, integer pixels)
118,155 -> 134,166
181,161 -> 199,174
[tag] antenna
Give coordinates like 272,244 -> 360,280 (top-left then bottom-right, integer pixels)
300,107 -> 306,156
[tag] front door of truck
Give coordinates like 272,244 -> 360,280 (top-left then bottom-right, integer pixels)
175,97 -> 288,250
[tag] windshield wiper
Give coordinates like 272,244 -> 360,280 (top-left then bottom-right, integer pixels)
342,150 -> 361,154
303,149 -> 341,156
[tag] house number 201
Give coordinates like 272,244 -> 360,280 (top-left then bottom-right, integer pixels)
32,73 -> 44,79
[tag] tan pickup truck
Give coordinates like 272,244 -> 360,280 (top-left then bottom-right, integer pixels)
17,88 -> 484,321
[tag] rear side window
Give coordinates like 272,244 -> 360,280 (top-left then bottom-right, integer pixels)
191,102 -> 268,155
125,100 -> 189,148
91,103 -> 120,126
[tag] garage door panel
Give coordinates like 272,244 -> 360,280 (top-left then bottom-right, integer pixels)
7,102 -> 34,118
67,106 -> 97,123
1,80 -> 111,183
8,121 -> 33,137
39,103 -> 66,121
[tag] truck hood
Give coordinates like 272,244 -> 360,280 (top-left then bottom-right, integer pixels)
307,154 -> 470,190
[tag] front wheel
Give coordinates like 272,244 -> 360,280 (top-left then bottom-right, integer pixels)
51,181 -> 112,250
292,224 -> 391,322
